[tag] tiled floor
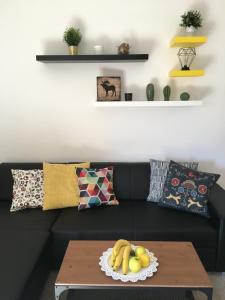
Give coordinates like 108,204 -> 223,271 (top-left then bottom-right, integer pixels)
193,273 -> 225,300
41,272 -> 225,300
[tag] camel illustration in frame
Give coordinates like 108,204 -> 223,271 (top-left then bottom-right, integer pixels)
97,76 -> 121,101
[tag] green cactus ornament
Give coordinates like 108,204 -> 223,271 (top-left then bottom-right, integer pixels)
180,92 -> 190,101
163,85 -> 171,101
146,83 -> 154,101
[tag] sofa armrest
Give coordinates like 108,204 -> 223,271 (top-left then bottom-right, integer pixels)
208,183 -> 225,271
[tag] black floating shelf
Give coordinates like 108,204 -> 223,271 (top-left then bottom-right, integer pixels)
36,54 -> 149,63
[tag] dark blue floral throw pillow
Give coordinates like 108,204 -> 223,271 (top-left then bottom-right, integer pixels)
159,161 -> 220,218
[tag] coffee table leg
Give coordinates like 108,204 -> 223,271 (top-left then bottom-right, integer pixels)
55,285 -> 67,300
185,290 -> 195,299
189,288 -> 213,300
186,289 -> 213,300
204,288 -> 213,300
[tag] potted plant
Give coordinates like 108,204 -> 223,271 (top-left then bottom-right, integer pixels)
63,27 -> 82,55
180,10 -> 203,33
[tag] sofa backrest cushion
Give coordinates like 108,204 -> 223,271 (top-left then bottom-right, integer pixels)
91,162 -> 150,201
0,162 -> 151,202
90,163 -> 130,200
130,163 -> 150,200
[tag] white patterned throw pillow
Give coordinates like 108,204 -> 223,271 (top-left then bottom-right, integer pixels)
147,160 -> 198,203
10,169 -> 44,212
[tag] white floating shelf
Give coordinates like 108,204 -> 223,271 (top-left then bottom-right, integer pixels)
94,101 -> 202,107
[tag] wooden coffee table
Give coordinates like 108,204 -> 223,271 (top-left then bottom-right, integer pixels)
55,241 -> 213,300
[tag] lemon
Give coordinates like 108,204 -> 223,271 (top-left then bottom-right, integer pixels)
139,253 -> 150,267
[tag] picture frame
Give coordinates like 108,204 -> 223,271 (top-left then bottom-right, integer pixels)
97,77 -> 121,101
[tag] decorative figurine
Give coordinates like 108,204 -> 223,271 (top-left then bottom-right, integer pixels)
178,48 -> 196,70
163,85 -> 171,101
146,83 -> 154,101
118,43 -> 130,55
94,45 -> 104,54
180,92 -> 190,101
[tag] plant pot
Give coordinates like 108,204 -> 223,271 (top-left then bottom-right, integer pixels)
125,93 -> 132,101
185,26 -> 196,34
68,46 -> 78,55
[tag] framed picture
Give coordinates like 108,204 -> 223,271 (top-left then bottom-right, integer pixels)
97,77 -> 121,101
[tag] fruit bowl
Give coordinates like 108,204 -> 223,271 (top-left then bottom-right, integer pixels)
99,245 -> 159,282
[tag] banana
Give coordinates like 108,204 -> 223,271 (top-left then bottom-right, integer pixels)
122,244 -> 131,275
110,250 -> 116,267
113,239 -> 130,257
113,246 -> 126,271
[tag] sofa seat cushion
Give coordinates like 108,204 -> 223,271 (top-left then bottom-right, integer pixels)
51,201 -> 133,267
52,201 -> 133,239
133,201 -> 218,248
0,230 -> 49,300
0,201 -> 60,231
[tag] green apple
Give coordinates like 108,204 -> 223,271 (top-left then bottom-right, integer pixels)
135,246 -> 146,257
129,257 -> 142,273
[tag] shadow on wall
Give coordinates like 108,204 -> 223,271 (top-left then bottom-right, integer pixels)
123,81 -> 213,101
43,17 -> 87,54
56,150 -> 225,187
43,13 -> 155,56
43,36 -> 154,55
43,39 -> 67,54
189,0 -> 215,35
163,83 -> 213,101
173,0 -> 215,36
74,36 -> 155,55
198,161 -> 225,188
171,54 -> 214,72
93,78 -> 213,102
120,36 -> 155,54
168,2 -> 215,102
55,145 -> 119,163
182,85 -> 213,101
125,84 -> 144,101
158,156 -> 225,187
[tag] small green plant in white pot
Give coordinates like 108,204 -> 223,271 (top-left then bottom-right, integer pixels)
63,27 -> 82,55
180,10 -> 203,33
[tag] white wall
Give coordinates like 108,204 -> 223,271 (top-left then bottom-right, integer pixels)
0,0 -> 225,187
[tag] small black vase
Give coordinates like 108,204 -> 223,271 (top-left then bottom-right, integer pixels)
125,93 -> 132,101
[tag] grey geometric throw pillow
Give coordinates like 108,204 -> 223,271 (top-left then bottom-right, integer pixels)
147,159 -> 198,203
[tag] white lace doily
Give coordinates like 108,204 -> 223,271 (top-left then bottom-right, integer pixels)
99,246 -> 159,282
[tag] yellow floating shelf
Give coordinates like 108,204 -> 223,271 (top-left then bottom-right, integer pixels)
169,70 -> 205,77
170,36 -> 207,47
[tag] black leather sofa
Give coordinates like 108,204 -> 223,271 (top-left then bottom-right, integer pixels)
0,162 -> 225,300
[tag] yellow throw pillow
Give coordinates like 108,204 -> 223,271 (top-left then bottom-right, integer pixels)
43,162 -> 90,210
